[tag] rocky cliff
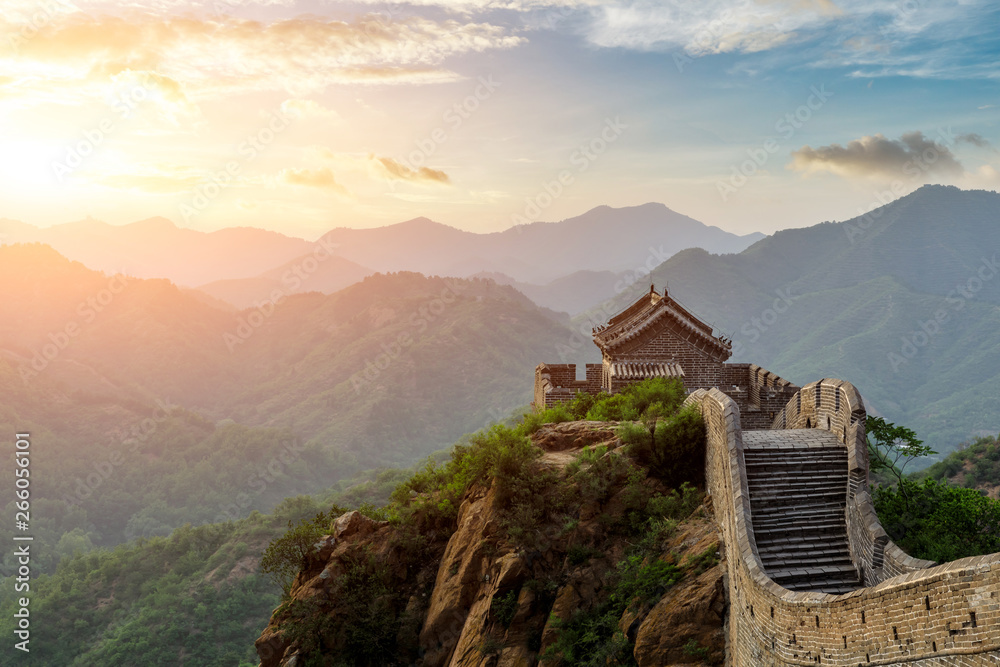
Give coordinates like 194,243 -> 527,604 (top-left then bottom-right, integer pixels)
254,421 -> 727,666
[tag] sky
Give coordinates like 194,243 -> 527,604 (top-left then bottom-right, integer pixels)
0,0 -> 998,239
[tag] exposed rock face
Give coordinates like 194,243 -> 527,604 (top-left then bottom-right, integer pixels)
254,423 -> 727,666
633,520 -> 727,666
531,421 -> 619,453
254,511 -> 396,667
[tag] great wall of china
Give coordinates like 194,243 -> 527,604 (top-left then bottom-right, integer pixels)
535,286 -> 1000,665
687,379 -> 1000,665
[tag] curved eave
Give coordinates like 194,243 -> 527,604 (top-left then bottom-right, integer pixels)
595,302 -> 731,357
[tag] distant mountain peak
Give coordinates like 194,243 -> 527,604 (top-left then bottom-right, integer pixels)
394,216 -> 449,230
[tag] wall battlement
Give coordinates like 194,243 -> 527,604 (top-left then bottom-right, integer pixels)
686,383 -> 1000,666
533,363 -> 602,410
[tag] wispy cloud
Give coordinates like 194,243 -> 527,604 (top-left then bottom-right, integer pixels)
0,12 -> 526,104
280,167 -> 351,196
958,133 -> 993,149
370,155 -> 451,185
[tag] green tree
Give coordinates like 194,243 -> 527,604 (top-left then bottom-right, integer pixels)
873,477 -> 1000,562
867,415 -> 936,496
260,508 -> 345,595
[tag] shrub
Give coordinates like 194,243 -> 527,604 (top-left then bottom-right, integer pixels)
521,405 -> 573,434
490,589 -> 520,627
586,392 -> 639,422
261,508 -> 346,595
873,477 -> 1000,562
542,552 -> 681,666
281,552 -> 400,666
624,405 -> 706,488
646,482 -> 704,522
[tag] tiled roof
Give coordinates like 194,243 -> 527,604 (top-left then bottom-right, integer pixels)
609,361 -> 684,380
593,290 -> 730,357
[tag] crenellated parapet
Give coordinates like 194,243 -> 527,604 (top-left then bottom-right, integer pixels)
686,384 -> 1000,666
533,362 -> 602,410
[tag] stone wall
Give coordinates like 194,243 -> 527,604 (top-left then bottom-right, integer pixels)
533,363 -> 603,410
686,386 -> 1000,666
770,379 -> 937,584
720,364 -> 800,431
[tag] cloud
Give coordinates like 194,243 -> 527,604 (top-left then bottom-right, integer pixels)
790,131 -> 965,180
280,167 -> 351,196
957,133 -> 993,149
581,0 -> 839,54
370,155 -> 451,185
0,12 -> 526,102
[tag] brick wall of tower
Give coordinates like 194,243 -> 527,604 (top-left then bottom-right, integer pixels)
534,363 -> 604,410
608,325 -> 729,391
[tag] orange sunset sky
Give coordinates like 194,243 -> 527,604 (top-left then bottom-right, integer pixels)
1,0 -> 998,238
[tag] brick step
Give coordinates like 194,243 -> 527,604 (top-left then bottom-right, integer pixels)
744,453 -> 847,464
757,549 -> 852,564
752,513 -> 846,529
744,449 -> 846,461
752,500 -> 846,515
749,491 -> 845,507
756,540 -> 851,556
754,527 -> 849,542
784,580 -> 862,595
764,561 -> 857,585
755,533 -> 851,548
785,576 -> 863,588
745,469 -> 848,480
768,564 -> 860,584
744,457 -> 847,472
748,480 -> 847,495
753,517 -> 847,529
754,527 -> 844,549
760,557 -> 855,572
743,441 -> 859,595
746,462 -> 847,470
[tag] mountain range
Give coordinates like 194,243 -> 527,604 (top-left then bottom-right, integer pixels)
0,203 -> 763,297
586,185 -> 1000,460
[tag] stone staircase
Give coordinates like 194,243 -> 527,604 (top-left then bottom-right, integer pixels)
742,430 -> 862,595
